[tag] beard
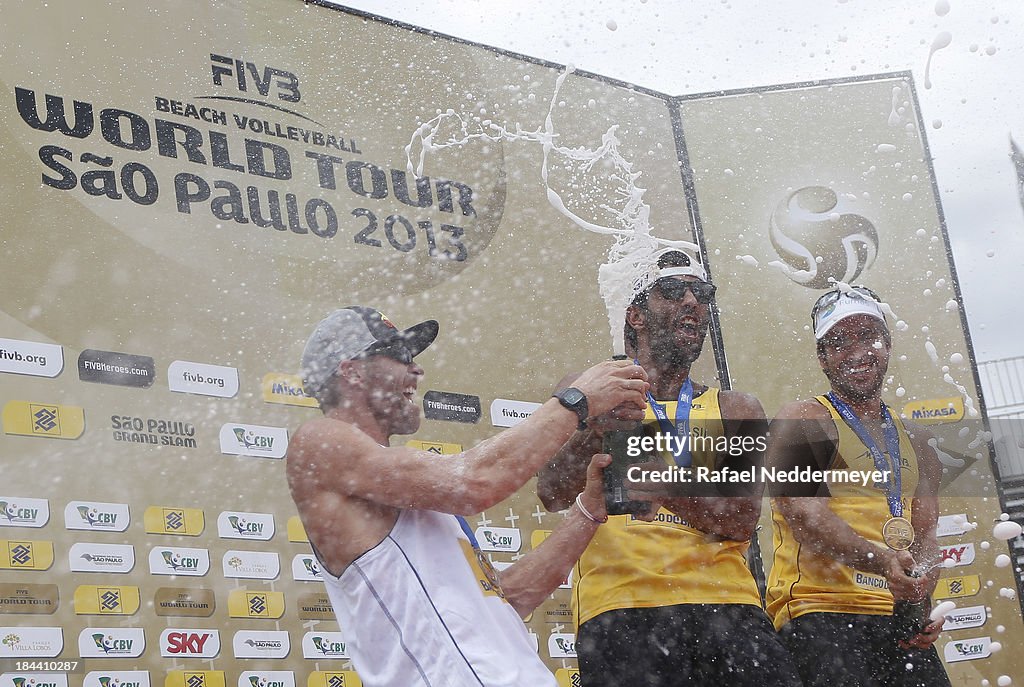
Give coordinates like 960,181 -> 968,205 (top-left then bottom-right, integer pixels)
645,309 -> 708,369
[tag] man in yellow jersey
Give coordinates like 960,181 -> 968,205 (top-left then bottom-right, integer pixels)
537,249 -> 802,686
765,287 -> 950,687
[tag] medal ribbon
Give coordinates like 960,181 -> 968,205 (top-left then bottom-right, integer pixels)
826,392 -> 903,518
645,376 -> 694,467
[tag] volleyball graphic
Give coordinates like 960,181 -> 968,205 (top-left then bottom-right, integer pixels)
769,186 -> 879,289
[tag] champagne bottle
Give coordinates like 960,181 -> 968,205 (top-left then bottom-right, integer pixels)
892,568 -> 928,641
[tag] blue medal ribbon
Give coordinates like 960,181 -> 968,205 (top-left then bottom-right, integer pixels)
455,515 -> 481,549
826,392 -> 904,517
645,376 -> 694,467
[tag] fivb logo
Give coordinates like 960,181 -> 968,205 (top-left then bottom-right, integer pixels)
232,631 -> 290,659
943,636 -> 992,663
940,543 -> 976,567
149,547 -> 210,576
6,675 -> 69,687
79,628 -> 145,657
83,672 -> 150,687
291,554 -> 322,582
0,337 -> 63,378
490,399 -> 541,428
547,633 -> 577,659
210,54 -> 300,103
222,551 -> 280,580
168,361 -> 239,399
0,497 -> 49,528
238,672 -> 294,687
219,423 -> 288,459
69,543 -> 135,573
159,629 -> 220,658
65,501 -> 130,532
301,632 -> 348,659
474,526 -> 521,553
217,511 -> 274,541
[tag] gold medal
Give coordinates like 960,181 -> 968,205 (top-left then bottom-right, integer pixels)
882,516 -> 914,550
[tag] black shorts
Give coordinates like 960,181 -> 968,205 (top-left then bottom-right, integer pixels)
576,603 -> 802,687
778,612 -> 952,687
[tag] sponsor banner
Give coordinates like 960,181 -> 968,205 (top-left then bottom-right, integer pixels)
110,415 -> 197,449
474,526 -> 522,553
295,593 -> 333,620
0,584 -> 58,615
164,673 -> 225,687
222,551 -> 280,580
291,554 -> 322,582
901,397 -> 964,424
153,588 -> 215,618
167,360 -> 239,398
2,401 -> 84,440
404,440 -> 462,454
69,543 -> 135,573
939,543 -> 976,567
0,498 -> 49,528
555,669 -> 581,687
306,673 -> 362,687
1,541 -> 53,571
227,591 -> 285,619
77,350 -> 154,388
159,630 -> 220,658
301,632 -> 347,659
83,671 -> 151,687
286,517 -> 308,543
0,675 -> 68,687
0,338 -> 63,378
547,633 -> 577,659
232,631 -> 290,659
217,512 -> 275,541
943,636 -> 992,663
934,574 -> 981,600
78,628 -> 146,658
0,627 -> 63,657
148,547 -> 210,576
72,586 -> 140,615
936,513 -> 971,538
219,423 -> 288,459
941,604 -> 987,631
422,390 -> 481,423
238,672 -> 294,687
261,373 -> 318,408
143,507 -> 204,536
489,399 -> 541,428
64,501 -> 130,532
854,571 -> 889,591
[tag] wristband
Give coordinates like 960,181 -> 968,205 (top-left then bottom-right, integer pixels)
575,492 -> 607,523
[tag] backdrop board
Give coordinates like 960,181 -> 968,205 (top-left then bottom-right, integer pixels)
0,1 -> 1020,685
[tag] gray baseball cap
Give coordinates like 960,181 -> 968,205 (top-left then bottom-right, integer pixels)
301,306 -> 438,398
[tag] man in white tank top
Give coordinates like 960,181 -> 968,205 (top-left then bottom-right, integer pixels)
287,306 -> 650,687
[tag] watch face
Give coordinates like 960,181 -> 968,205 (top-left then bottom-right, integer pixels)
561,388 -> 585,406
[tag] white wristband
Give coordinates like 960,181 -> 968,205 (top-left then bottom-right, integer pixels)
575,492 -> 607,524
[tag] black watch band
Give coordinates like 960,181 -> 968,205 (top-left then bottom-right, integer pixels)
553,387 -> 589,431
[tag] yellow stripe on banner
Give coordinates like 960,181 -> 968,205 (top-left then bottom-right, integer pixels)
307,672 -> 363,687
933,574 -> 981,599
227,590 -> 285,618
262,372 -> 319,408
2,400 -> 85,439
1,540 -> 54,570
556,668 -> 582,687
143,507 -> 205,535
165,672 -> 226,687
73,585 -> 141,614
405,439 -> 462,454
287,516 -> 309,542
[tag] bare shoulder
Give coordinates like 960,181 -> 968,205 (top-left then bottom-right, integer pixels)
286,416 -> 364,478
774,398 -> 831,422
717,389 -> 766,421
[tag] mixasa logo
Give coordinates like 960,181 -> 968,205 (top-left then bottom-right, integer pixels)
65,501 -> 130,532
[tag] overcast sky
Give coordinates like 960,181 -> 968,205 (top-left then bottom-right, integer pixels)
330,0 -> 1023,363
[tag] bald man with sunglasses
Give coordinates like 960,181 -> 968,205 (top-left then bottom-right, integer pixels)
538,250 -> 801,687
287,306 -> 650,687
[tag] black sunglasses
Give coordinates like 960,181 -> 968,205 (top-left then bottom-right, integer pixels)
811,285 -> 881,324
358,341 -> 414,365
654,278 -> 716,304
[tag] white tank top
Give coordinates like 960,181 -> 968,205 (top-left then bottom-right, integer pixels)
317,508 -> 557,687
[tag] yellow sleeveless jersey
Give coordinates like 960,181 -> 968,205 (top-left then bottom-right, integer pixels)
765,395 -> 921,630
573,387 -> 762,627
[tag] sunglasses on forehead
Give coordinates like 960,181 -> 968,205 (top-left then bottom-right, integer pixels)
358,341 -> 414,364
654,278 -> 717,304
810,285 -> 881,322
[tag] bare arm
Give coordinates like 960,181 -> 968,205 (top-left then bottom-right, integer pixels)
501,454 -> 609,617
288,359 -> 648,516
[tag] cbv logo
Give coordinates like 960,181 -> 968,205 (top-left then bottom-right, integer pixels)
78,628 -> 145,658
67,502 -> 130,532
149,547 -> 210,576
548,633 -> 577,658
219,424 -> 287,459
210,54 -> 300,103
160,629 -> 220,657
0,497 -> 48,527
217,511 -> 274,541
301,632 -> 347,659
474,526 -> 521,553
